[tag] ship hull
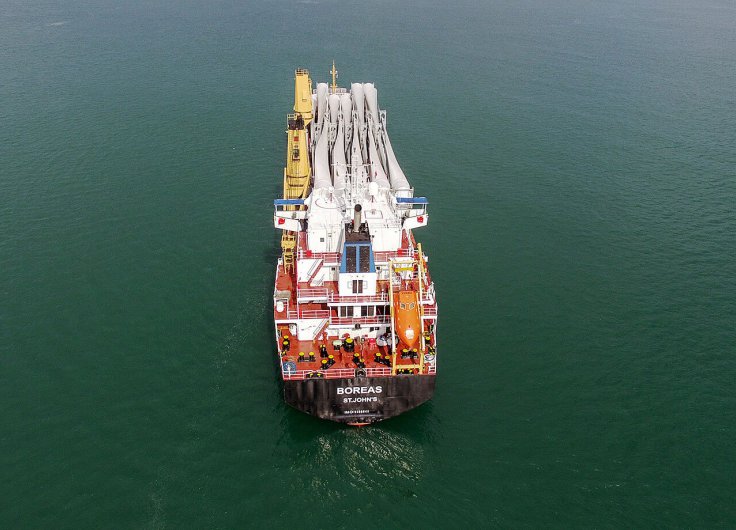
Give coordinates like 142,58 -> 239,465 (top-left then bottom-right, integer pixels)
284,374 -> 436,424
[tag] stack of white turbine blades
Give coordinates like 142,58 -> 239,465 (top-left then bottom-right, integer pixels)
350,106 -> 364,163
368,125 -> 390,189
310,93 -> 317,142
382,128 -> 411,193
363,82 -> 388,170
351,83 -> 365,132
328,94 -> 340,147
313,94 -> 332,191
349,116 -> 363,166
316,82 -> 329,132
330,96 -> 347,194
340,93 -> 352,147
363,83 -> 380,130
349,116 -> 367,184
313,132 -> 331,190
351,82 -> 366,161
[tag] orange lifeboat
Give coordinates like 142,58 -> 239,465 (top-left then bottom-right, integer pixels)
394,290 -> 421,348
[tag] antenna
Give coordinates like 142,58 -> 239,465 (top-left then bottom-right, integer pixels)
330,61 -> 338,92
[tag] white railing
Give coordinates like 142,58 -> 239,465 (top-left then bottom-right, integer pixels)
297,249 -> 340,265
366,367 -> 392,377
282,366 -> 416,380
282,367 -> 353,380
297,287 -> 329,300
423,306 -> 438,317
294,248 -> 416,265
330,315 -> 390,326
300,309 -> 331,319
287,290 -> 430,306
328,292 -> 389,304
374,248 -> 415,263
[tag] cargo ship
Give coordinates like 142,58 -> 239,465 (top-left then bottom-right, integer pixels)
272,65 -> 438,425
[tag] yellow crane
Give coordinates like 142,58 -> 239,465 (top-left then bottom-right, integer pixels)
281,69 -> 313,272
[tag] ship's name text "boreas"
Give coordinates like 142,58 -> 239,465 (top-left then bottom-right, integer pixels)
336,386 -> 383,395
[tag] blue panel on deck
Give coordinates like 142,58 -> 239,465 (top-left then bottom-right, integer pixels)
340,242 -> 376,273
274,199 -> 305,206
397,197 -> 428,204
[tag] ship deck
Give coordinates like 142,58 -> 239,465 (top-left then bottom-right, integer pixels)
273,220 -> 437,381
276,329 -> 434,375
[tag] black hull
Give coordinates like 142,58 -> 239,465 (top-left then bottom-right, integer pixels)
284,375 -> 436,424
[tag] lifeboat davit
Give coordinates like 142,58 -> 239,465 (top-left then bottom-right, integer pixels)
394,290 -> 421,348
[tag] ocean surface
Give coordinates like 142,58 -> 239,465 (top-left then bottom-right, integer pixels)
2,0 -> 735,527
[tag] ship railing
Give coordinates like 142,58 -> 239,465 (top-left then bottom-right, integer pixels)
297,249 -> 340,265
294,248 -> 414,265
422,306 -> 438,317
296,287 -> 329,301
422,283 -> 436,304
282,367 -> 352,380
390,271 -> 420,288
288,309 -> 330,319
330,315 -> 391,326
373,248 -> 415,263
282,366 -> 413,380
274,297 -> 292,319
365,367 -> 393,377
420,293 -> 435,305
325,291 -> 432,305
328,292 -> 389,304
427,364 -> 437,375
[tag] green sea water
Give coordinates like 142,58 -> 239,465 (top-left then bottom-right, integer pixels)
2,0 -> 735,527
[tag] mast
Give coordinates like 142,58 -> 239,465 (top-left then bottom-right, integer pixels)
330,61 -> 338,93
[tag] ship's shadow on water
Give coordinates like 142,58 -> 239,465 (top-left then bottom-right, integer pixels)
262,237 -> 282,266
270,398 -> 440,495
